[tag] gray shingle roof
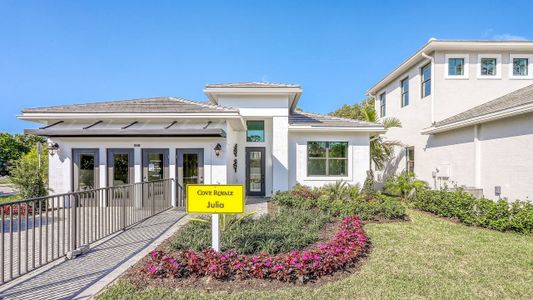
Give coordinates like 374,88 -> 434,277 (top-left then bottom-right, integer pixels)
435,83 -> 533,127
289,111 -> 381,128
21,97 -> 238,114
205,82 -> 301,88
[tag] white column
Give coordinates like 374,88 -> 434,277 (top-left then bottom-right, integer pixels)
272,116 -> 289,192
169,148 -> 177,207
134,147 -> 142,183
99,147 -> 107,188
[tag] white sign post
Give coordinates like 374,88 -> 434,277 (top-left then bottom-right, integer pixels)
211,213 -> 220,251
186,184 -> 244,253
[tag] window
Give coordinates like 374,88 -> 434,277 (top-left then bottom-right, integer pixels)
405,147 -> 414,173
246,120 -> 264,142
400,77 -> 409,107
478,54 -> 501,78
307,141 -> 348,177
448,58 -> 465,76
513,58 -> 528,76
379,92 -> 386,117
445,54 -> 469,79
480,58 -> 497,76
510,54 -> 533,78
421,63 -> 431,98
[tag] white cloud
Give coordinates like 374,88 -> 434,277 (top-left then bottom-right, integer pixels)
492,33 -> 528,41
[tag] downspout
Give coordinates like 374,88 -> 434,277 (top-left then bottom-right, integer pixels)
421,52 -> 435,124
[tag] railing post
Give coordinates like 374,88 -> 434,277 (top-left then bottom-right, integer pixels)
70,194 -> 77,252
122,187 -> 127,231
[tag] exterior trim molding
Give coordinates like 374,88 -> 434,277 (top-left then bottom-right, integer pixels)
421,102 -> 533,134
288,125 -> 386,134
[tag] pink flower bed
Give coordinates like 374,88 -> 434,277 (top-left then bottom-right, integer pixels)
143,215 -> 368,283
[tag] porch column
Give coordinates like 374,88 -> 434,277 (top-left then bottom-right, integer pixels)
169,148 -> 177,207
272,116 -> 289,192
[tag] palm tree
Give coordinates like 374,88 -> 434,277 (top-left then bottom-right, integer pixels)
332,98 -> 402,170
359,100 -> 402,170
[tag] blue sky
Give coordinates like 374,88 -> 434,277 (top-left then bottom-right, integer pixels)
1,0 -> 531,133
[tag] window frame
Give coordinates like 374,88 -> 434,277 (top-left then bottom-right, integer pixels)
405,146 -> 414,174
477,54 -> 501,79
379,92 -> 386,118
306,141 -> 349,177
420,63 -> 431,98
445,54 -> 469,79
246,120 -> 265,143
509,54 -> 533,79
400,77 -> 409,107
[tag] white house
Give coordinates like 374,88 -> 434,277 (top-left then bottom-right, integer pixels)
368,40 -> 533,201
18,82 -> 385,199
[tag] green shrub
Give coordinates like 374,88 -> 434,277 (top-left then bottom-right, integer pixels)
412,188 -> 533,234
9,147 -> 48,199
272,187 -> 407,221
385,171 -> 428,200
171,208 -> 332,255
362,170 -> 376,195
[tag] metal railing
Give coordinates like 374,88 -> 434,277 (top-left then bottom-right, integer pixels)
0,178 -> 173,284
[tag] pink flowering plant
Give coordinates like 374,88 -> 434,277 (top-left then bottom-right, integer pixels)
142,215 -> 368,283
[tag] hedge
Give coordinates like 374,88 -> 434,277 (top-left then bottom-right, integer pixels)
412,189 -> 533,234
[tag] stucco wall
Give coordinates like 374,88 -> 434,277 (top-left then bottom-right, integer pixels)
48,137 -> 227,195
433,51 -> 533,121
288,132 -> 370,188
374,49 -> 533,200
478,112 -> 533,200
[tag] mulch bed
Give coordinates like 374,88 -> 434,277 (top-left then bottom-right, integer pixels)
118,217 -> 374,293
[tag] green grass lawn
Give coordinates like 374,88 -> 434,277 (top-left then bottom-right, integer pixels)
97,210 -> 533,300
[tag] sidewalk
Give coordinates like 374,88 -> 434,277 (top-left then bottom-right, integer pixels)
0,208 -> 186,300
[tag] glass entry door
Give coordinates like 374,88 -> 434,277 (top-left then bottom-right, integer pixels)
107,149 -> 134,186
142,149 -> 169,182
73,149 -> 99,191
246,147 -> 265,196
177,149 -> 204,189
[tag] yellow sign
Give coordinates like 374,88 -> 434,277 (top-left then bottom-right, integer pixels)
186,184 -> 245,214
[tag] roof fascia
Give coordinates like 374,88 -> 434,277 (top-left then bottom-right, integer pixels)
421,102 -> 533,134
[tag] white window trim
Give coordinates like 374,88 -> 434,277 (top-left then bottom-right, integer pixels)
509,54 -> 533,79
477,54 -> 502,79
400,77 -> 409,107
445,54 -> 469,79
303,141 -> 352,181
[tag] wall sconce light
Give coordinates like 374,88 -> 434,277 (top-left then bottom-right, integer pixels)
48,142 -> 59,156
214,143 -> 222,157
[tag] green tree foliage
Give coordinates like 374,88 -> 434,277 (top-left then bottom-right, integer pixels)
9,146 -> 48,199
331,97 -> 402,170
0,133 -> 45,175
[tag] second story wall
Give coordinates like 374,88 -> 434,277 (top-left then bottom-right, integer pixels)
433,50 -> 533,121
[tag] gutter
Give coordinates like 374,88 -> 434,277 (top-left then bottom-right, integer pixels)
421,102 -> 533,134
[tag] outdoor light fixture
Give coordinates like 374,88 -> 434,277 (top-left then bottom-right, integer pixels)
48,142 -> 59,156
214,143 -> 222,157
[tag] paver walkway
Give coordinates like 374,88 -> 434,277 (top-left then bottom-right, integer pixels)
0,208 -> 185,300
